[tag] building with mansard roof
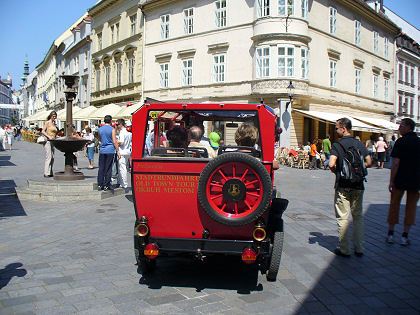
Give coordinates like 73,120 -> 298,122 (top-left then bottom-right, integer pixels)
141,0 -> 400,148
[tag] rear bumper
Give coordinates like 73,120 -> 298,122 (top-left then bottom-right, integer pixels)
135,235 -> 271,256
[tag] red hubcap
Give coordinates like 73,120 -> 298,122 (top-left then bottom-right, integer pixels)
205,162 -> 264,219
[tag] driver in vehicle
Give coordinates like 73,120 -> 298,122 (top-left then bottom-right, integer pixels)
188,126 -> 216,158
235,123 -> 279,170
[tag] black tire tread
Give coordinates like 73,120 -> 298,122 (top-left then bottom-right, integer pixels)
266,231 -> 284,281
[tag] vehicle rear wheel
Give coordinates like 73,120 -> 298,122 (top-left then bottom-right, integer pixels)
266,231 -> 284,282
134,247 -> 156,273
198,152 -> 272,226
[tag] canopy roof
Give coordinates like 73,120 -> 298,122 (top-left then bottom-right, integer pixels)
114,103 -> 142,118
292,109 -> 388,133
56,107 -> 83,121
23,109 -> 49,121
73,106 -> 100,120
87,104 -> 122,120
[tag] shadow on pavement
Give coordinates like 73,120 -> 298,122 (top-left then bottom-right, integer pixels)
294,203 -> 420,314
0,179 -> 27,218
138,255 -> 263,294
0,156 -> 16,167
0,263 -> 27,290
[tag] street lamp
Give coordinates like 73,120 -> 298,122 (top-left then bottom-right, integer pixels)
286,80 -> 295,110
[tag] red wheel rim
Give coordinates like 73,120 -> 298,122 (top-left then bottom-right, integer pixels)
205,162 -> 264,219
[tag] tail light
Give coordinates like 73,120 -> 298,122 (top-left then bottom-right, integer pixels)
136,223 -> 149,237
144,243 -> 159,259
241,247 -> 258,264
253,222 -> 266,241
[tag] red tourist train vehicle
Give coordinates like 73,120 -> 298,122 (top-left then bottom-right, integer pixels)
131,102 -> 288,281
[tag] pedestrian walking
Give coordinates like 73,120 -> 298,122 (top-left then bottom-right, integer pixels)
309,139 -> 319,170
41,111 -> 58,177
386,118 -> 420,246
375,136 -> 388,169
84,127 -> 95,169
0,124 -> 6,150
97,115 -> 120,191
5,125 -> 14,151
116,119 -> 132,190
329,117 -> 372,258
322,134 -> 331,169
387,135 -> 396,168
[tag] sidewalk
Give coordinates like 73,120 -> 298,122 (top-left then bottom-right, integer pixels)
0,140 -> 419,314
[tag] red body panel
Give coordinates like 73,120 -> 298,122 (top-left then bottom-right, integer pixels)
131,103 -> 276,241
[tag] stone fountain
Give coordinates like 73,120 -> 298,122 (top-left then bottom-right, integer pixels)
49,75 -> 89,180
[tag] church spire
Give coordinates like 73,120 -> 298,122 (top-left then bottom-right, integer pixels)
20,56 -> 29,87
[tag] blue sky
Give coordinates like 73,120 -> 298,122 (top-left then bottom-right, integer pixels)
1,0 -> 419,93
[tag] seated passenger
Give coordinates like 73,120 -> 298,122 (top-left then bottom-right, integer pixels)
188,126 -> 216,158
166,125 -> 190,152
235,123 -> 279,170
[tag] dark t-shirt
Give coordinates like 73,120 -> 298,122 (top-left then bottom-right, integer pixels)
391,132 -> 420,191
330,135 -> 369,190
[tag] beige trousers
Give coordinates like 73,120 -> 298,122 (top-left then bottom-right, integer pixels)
44,141 -> 55,176
334,188 -> 365,255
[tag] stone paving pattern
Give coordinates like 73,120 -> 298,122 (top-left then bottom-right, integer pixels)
0,140 -> 419,314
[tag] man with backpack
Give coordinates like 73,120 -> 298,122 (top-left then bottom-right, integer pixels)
329,118 -> 372,258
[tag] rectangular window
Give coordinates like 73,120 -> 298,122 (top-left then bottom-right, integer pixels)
301,47 -> 309,79
374,31 -> 379,54
278,46 -> 294,77
329,60 -> 337,88
96,69 -> 101,91
111,25 -> 115,44
160,63 -> 169,88
398,94 -> 403,113
373,75 -> 378,98
355,20 -> 361,46
130,14 -> 137,36
182,59 -> 193,86
355,69 -> 361,94
384,79 -> 389,101
279,0 -> 294,16
256,47 -> 270,78
411,67 -> 415,85
213,54 -> 226,83
405,65 -> 409,83
215,0 -> 227,28
183,8 -> 194,34
329,7 -> 337,35
97,33 -> 102,50
410,97 -> 414,115
160,14 -> 170,40
106,65 -> 110,89
128,57 -> 135,83
399,62 -> 403,81
384,37 -> 389,59
84,50 -> 88,69
116,62 -> 122,86
116,23 -> 119,42
301,0 -> 308,19
257,0 -> 270,18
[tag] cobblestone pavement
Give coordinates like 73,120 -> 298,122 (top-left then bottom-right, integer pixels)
0,140 -> 419,314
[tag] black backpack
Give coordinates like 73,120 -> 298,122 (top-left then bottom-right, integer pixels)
337,140 -> 367,183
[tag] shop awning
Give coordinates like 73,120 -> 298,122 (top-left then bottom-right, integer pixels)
24,109 -> 49,122
87,104 -> 122,120
114,103 -> 142,118
292,109 -> 387,133
73,106 -> 100,120
56,107 -> 83,121
351,116 -> 400,131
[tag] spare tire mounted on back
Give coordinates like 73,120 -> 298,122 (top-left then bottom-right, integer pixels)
197,152 -> 272,226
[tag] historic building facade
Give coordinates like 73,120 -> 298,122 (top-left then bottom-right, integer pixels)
141,0 -> 399,147
88,0 -> 143,108
63,16 -> 93,110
